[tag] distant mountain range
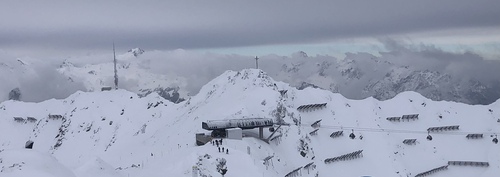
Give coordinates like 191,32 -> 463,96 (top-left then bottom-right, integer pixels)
1,49 -> 499,105
273,52 -> 500,105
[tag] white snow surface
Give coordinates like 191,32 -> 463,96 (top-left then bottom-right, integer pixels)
0,149 -> 76,177
1,69 -> 499,177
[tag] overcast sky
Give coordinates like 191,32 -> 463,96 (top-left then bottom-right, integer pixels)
1,0 -> 499,59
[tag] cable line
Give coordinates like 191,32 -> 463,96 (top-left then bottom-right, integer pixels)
296,124 -> 500,136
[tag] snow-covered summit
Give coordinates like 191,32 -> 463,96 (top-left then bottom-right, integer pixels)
127,48 -> 145,57
195,69 -> 277,100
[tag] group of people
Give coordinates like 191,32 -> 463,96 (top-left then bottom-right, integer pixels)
211,139 -> 229,154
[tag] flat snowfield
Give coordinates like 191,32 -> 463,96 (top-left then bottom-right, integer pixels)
1,69 -> 499,177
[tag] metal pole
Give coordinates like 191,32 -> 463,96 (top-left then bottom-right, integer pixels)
255,56 -> 259,69
113,43 -> 118,90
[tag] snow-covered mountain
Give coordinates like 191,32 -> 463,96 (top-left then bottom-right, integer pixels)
1,69 -> 499,177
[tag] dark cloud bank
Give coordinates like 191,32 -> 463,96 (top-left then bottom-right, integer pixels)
1,1 -> 499,54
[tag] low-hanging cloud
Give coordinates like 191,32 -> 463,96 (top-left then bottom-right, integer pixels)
0,54 -> 86,102
378,39 -> 500,83
18,64 -> 86,102
112,39 -> 500,104
1,39 -> 499,104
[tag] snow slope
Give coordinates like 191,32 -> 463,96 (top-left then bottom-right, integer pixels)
1,69 -> 499,177
0,149 -> 76,177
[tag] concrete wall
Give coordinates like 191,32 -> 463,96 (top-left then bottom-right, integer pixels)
226,128 -> 242,140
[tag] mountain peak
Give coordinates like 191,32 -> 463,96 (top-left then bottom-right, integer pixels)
292,51 -> 308,58
189,68 -> 278,106
127,48 -> 145,57
59,60 -> 75,68
205,69 -> 276,90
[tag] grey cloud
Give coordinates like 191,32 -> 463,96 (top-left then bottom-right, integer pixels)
378,39 -> 500,82
0,54 -> 86,102
1,1 -> 499,54
17,64 -> 86,102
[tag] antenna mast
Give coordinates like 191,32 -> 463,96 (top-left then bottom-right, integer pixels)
255,56 -> 259,69
113,43 -> 118,90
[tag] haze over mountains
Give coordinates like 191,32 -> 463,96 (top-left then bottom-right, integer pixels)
1,41 -> 499,104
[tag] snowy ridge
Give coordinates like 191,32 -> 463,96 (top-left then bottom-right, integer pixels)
1,69 -> 499,177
